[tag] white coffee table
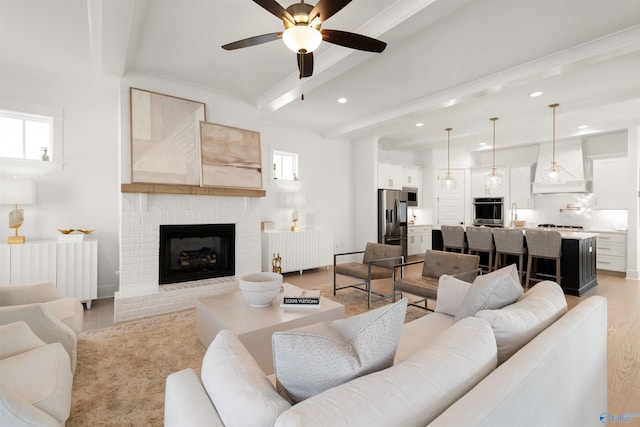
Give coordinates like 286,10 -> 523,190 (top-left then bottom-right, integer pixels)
196,283 -> 344,374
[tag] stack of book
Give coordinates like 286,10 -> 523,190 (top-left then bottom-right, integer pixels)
280,289 -> 321,310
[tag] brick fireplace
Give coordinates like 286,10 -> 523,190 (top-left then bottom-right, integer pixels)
115,192 -> 262,322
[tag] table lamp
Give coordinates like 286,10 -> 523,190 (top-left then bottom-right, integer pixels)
0,176 -> 35,244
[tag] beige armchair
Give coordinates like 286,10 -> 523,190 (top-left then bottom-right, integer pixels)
0,282 -> 83,373
0,321 -> 73,426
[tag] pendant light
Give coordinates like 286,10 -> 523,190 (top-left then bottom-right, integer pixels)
485,117 -> 503,188
544,103 -> 566,184
441,128 -> 457,190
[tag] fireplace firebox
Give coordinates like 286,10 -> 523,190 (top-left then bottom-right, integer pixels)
159,224 -> 235,285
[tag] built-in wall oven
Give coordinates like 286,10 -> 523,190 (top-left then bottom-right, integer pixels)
473,197 -> 504,227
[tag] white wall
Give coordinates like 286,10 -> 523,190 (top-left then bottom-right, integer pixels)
0,64 -> 120,296
0,67 -> 356,302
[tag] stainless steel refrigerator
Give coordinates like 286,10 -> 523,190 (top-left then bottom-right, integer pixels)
378,189 -> 408,259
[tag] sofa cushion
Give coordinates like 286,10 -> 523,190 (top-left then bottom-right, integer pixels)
0,342 -> 72,424
454,264 -> 523,322
272,299 -> 407,402
435,274 -> 472,317
274,316 -> 498,427
394,312 -> 454,363
201,330 -> 291,427
475,280 -> 568,364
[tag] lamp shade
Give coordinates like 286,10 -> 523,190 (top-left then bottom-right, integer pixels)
0,176 -> 36,205
283,26 -> 322,53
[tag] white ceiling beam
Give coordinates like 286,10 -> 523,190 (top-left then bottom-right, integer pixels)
322,24 -> 640,140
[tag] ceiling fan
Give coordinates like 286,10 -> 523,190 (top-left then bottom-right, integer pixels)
221,0 -> 387,79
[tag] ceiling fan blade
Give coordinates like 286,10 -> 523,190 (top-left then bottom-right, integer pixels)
297,52 -> 314,78
222,32 -> 282,50
308,0 -> 352,24
253,0 -> 295,25
321,29 -> 386,53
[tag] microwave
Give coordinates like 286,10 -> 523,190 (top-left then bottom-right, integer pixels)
402,187 -> 418,207
473,197 -> 504,227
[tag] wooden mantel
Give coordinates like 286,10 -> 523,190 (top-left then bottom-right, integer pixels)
121,183 -> 266,197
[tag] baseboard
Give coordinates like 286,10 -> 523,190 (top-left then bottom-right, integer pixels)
98,283 -> 118,299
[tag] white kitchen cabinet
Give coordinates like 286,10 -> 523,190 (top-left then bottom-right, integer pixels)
378,163 -> 403,190
471,167 -> 507,198
593,157 -> 629,209
596,232 -> 626,274
261,230 -> 333,274
510,166 -> 534,209
403,167 -> 422,188
407,234 -> 422,256
408,225 -> 431,256
0,240 -> 98,307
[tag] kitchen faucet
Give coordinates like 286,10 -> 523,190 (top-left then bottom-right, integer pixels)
511,202 -> 518,226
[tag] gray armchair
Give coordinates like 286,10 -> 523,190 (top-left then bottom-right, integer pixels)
0,282 -> 83,373
333,242 -> 404,308
392,250 -> 480,311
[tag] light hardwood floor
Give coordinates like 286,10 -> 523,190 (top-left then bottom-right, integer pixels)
84,268 -> 640,426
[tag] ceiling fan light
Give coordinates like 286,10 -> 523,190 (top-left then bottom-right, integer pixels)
283,26 -> 322,53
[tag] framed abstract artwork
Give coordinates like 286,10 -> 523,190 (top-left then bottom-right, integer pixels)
130,88 -> 206,185
199,122 -> 263,189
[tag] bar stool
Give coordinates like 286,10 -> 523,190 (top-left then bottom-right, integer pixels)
492,228 -> 527,283
441,225 -> 467,254
525,230 -> 562,287
465,226 -> 495,273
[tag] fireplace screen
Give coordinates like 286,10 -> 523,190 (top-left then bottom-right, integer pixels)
159,224 -> 235,285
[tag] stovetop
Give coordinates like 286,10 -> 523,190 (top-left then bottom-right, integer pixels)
537,224 -> 584,230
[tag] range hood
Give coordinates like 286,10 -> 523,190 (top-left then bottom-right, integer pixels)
532,140 -> 592,194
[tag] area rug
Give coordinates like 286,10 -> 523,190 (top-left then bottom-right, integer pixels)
68,284 -> 428,426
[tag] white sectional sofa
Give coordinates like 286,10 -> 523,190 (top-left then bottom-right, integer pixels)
165,267 -> 608,427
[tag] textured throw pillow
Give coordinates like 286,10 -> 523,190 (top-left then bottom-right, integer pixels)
435,274 -> 473,317
272,298 -> 408,402
454,264 -> 523,322
476,280 -> 568,364
201,330 -> 291,427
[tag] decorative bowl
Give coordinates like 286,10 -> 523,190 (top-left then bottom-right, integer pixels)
513,220 -> 526,227
238,272 -> 283,308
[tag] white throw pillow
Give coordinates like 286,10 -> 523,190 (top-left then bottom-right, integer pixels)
454,264 -> 523,322
435,275 -> 472,317
201,330 -> 291,427
272,298 -> 407,402
274,317 -> 498,427
476,280 -> 568,364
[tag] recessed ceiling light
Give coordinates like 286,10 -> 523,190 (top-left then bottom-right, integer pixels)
478,142 -> 487,146
578,125 -> 589,129
337,97 -> 348,104
529,91 -> 543,98
415,122 -> 424,127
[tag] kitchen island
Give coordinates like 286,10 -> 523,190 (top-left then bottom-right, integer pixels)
432,228 -> 598,296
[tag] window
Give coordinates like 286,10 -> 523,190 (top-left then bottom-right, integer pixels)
0,110 -> 54,161
273,151 -> 298,180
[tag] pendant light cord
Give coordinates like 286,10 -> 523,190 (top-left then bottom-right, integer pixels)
445,128 -> 452,174
549,103 -> 559,164
490,117 -> 498,172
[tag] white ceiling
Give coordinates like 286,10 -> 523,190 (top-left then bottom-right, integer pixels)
1,0 -> 639,153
